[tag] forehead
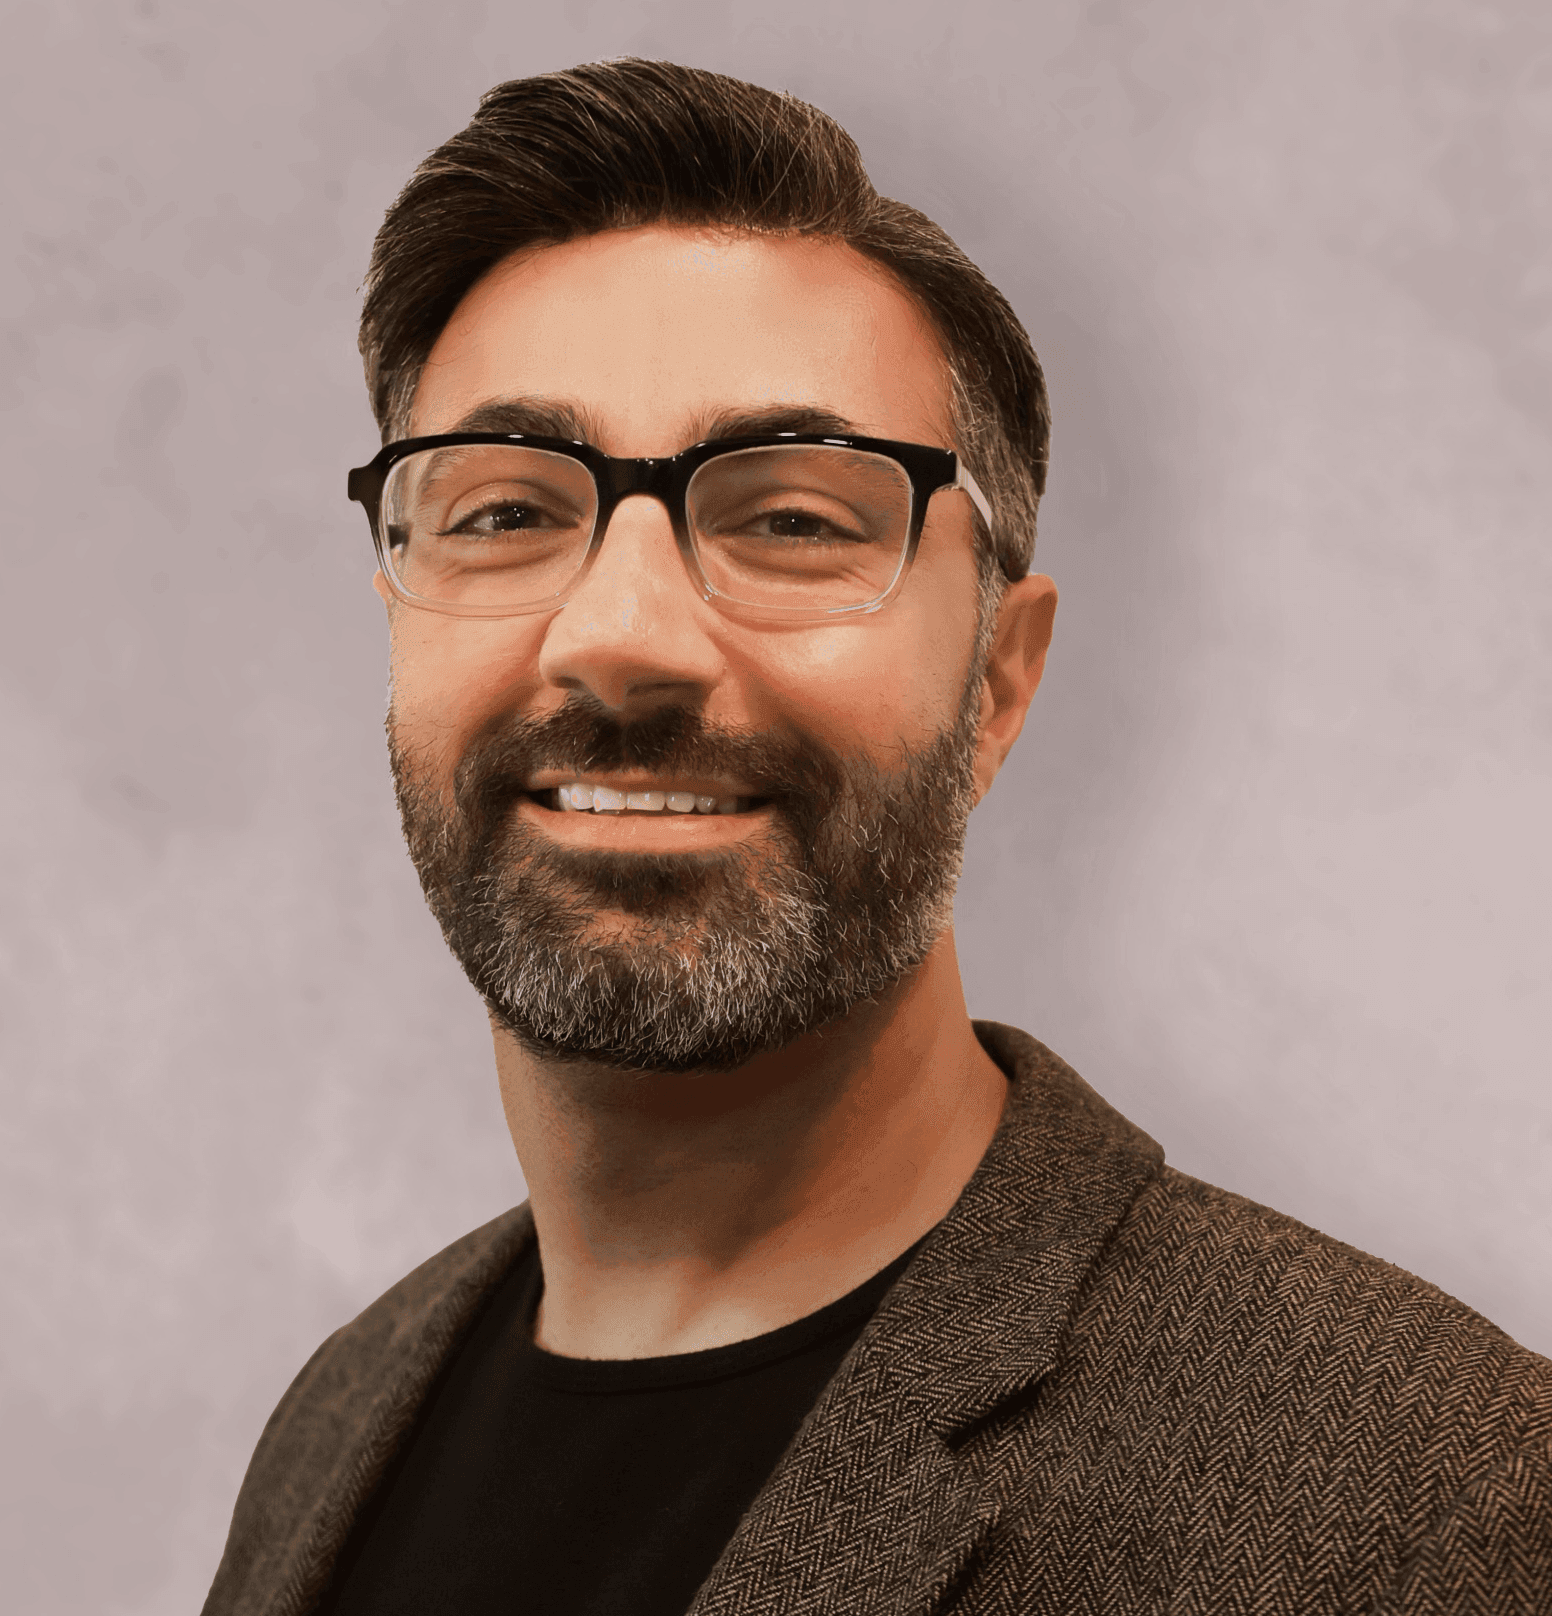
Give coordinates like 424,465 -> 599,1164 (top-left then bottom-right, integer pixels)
410,226 -> 955,454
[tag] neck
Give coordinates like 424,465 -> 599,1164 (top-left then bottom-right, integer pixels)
492,928 -> 1007,1359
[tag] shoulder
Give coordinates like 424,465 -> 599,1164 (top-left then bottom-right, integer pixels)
971,1020 -> 1551,1448
203,1204 -> 534,1616
949,1026 -> 1552,1609
264,1203 -> 534,1445
1011,1167 -> 1552,1611
1095,1164 -> 1552,1419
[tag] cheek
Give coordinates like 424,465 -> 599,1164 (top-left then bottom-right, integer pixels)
827,576 -> 979,741
743,611 -> 973,754
388,615 -> 550,763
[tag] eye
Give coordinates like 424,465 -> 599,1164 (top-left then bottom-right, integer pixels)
443,501 -> 556,536
432,485 -> 591,540
761,509 -> 839,542
722,501 -> 871,547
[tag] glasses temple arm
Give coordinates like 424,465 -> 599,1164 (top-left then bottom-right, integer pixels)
953,463 -> 994,535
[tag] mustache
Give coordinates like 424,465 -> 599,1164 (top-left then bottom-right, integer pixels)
448,695 -> 844,828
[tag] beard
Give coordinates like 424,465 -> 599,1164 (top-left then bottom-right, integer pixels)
389,680 -> 983,1074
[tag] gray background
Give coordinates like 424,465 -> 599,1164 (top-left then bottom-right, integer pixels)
3,1 -> 1548,1611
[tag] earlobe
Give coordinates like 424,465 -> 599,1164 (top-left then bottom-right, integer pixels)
973,573 -> 1058,801
372,568 -> 394,613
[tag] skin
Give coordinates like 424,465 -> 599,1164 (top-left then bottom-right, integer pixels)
382,225 -> 1058,1358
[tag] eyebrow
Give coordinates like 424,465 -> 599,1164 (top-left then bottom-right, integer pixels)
441,398 -> 596,442
436,397 -> 865,453
694,404 -> 860,443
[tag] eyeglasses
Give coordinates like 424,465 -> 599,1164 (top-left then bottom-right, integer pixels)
346,432 -> 992,623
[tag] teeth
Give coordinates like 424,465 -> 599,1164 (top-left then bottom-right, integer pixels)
554,783 -> 748,815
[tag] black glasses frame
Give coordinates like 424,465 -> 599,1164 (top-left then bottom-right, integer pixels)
346,430 -> 991,622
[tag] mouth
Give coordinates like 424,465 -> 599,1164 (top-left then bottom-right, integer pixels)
522,777 -> 773,818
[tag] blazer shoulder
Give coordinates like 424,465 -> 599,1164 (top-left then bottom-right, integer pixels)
1080,1163 -> 1552,1456
203,1203 -> 534,1616
310,1202 -> 534,1385
978,1169 -> 1552,1612
1138,1167 -> 1543,1332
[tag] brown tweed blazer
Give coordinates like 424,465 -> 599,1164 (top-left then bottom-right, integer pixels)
204,1024 -> 1552,1615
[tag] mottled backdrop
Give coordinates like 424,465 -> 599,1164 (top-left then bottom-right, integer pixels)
3,3 -> 1548,1612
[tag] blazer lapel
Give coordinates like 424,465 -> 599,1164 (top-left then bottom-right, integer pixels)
688,1024 -> 1165,1616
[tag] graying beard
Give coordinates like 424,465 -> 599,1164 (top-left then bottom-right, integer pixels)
391,645 -> 987,1074
475,759 -> 963,1071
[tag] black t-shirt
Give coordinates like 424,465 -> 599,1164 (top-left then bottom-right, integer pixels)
320,1237 -> 923,1616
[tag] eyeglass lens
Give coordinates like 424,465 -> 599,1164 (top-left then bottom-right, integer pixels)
379,444 -> 917,613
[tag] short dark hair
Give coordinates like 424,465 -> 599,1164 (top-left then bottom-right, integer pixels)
359,59 -> 1049,581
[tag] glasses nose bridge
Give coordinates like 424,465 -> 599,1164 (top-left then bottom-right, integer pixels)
593,452 -> 687,539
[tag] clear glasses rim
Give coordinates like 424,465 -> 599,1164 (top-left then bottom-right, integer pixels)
346,429 -> 997,623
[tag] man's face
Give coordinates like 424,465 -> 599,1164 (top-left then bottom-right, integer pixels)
386,226 -> 1017,1070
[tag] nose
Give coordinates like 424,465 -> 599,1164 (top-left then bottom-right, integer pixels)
536,493 -> 726,715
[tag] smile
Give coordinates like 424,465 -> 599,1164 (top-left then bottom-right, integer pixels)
524,777 -> 768,817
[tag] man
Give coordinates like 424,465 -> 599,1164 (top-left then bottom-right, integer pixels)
204,59 -> 1552,1616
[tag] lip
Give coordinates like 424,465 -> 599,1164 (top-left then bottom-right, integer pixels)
515,791 -> 774,848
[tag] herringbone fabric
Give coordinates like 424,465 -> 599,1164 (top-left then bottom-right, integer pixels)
203,1025 -> 1552,1615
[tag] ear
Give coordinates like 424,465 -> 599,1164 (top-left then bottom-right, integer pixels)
972,572 -> 1058,802
372,568 -> 394,612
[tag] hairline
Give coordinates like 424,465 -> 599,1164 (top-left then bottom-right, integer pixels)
387,226 -> 962,442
